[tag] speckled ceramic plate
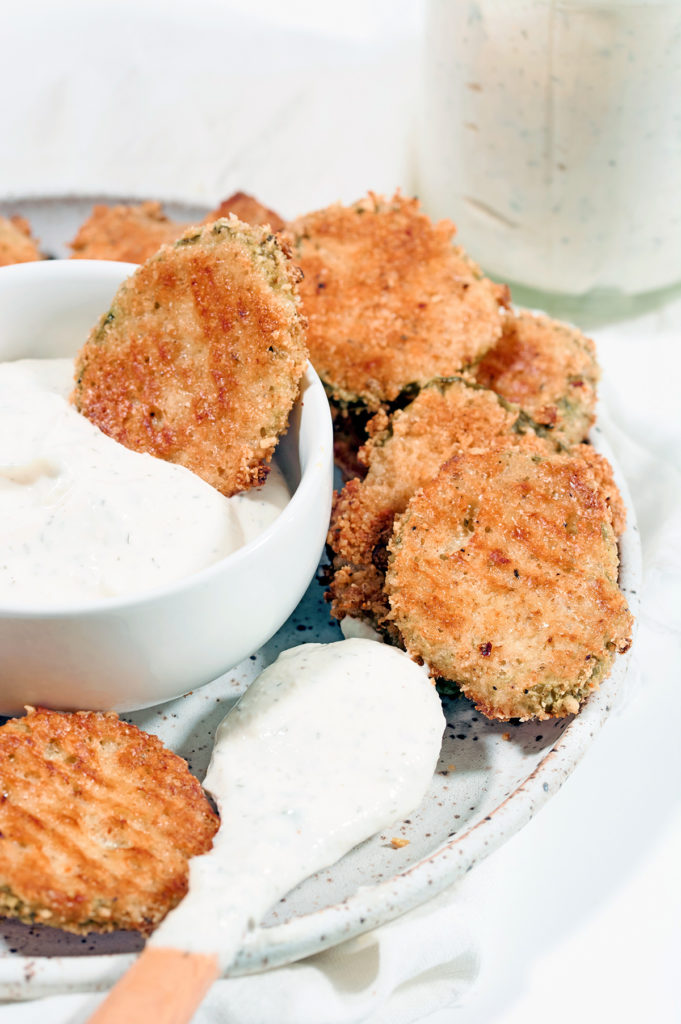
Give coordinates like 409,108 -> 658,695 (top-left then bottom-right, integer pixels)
0,197 -> 642,1000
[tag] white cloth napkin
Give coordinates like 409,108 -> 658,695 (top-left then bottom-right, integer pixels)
1,881 -> 480,1024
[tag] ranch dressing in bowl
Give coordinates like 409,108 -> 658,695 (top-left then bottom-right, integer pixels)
420,0 -> 681,297
0,357 -> 290,608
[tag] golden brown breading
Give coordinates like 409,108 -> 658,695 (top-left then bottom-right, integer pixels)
386,444 -> 633,721
69,195 -> 285,264
287,192 -> 508,411
0,215 -> 43,266
72,217 -> 307,497
327,379 -> 522,637
204,192 -> 285,231
69,201 -> 189,263
0,707 -> 218,936
473,310 -> 600,444
573,442 -> 627,536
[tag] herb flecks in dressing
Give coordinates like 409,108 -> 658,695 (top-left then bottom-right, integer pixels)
150,639 -> 445,967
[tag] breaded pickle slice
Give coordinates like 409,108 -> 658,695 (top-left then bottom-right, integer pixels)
0,707 -> 218,936
327,379 -> 522,638
474,310 -> 600,444
205,192 -> 285,231
0,215 -> 43,266
288,192 -> 508,411
574,441 -> 626,536
73,217 -> 307,496
70,201 -> 189,263
70,195 -> 285,264
386,444 -> 632,721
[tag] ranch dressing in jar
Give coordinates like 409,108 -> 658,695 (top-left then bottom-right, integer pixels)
419,0 -> 681,297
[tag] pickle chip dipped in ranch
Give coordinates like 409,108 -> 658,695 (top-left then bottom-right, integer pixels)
72,217 -> 308,497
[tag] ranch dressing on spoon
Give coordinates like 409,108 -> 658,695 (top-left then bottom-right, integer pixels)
150,638 -> 445,967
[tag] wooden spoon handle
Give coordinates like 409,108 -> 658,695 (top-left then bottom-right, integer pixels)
87,946 -> 220,1024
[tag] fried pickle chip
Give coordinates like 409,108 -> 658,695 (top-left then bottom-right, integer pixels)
70,195 -> 285,264
327,379 -> 522,638
288,192 -> 508,411
0,215 -> 43,266
0,707 -> 218,936
386,444 -> 632,721
72,217 -> 307,496
473,310 -> 600,444
69,201 -> 189,263
204,192 -> 285,231
573,442 -> 627,536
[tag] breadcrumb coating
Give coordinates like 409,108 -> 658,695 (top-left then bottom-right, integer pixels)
69,201 -> 188,263
327,379 -> 523,637
70,195 -> 285,264
204,192 -> 285,231
0,215 -> 43,266
0,708 -> 218,935
72,217 -> 308,496
573,442 -> 627,536
386,444 -> 632,721
473,310 -> 600,444
288,192 -> 508,411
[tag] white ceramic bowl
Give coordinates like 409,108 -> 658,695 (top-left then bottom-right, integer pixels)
0,259 -> 333,714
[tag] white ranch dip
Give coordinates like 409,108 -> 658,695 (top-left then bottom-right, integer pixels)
0,358 -> 290,607
420,0 -> 681,296
150,639 -> 445,966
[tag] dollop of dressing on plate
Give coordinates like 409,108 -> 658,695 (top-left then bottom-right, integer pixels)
151,639 -> 445,965
0,358 -> 290,607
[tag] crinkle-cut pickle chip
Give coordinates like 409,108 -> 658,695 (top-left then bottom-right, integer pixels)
72,217 -> 308,497
288,191 -> 508,411
386,445 -> 633,722
0,707 -> 218,936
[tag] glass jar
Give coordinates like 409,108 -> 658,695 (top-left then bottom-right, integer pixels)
418,0 -> 681,299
